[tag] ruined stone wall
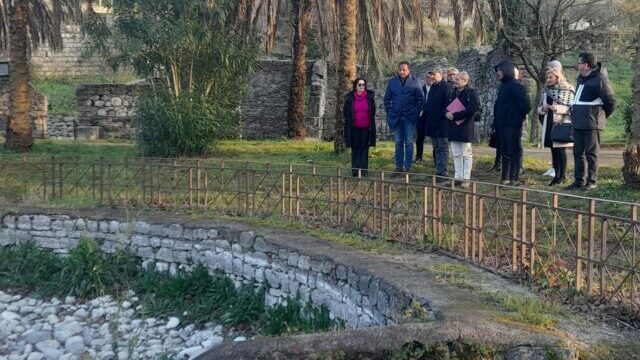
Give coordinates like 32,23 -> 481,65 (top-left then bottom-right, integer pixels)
0,24 -> 107,77
0,78 -> 49,139
75,83 -> 145,139
0,211 -> 417,328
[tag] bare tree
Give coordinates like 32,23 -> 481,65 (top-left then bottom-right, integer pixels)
492,0 -> 613,141
622,0 -> 640,186
286,0 -> 313,139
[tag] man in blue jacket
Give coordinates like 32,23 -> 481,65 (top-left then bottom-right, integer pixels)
384,62 -> 425,173
566,52 -> 616,190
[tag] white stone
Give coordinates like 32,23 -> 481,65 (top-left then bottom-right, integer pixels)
201,335 -> 223,348
65,336 -> 85,354
64,296 -> 76,305
26,353 -> 45,360
177,346 -> 204,359
72,308 -> 88,320
166,317 -> 180,330
1,310 -> 20,321
22,330 -> 52,344
35,339 -> 62,359
233,336 -> 246,342
91,308 -> 105,319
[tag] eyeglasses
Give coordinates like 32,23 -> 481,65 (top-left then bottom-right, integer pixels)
357,83 -> 365,86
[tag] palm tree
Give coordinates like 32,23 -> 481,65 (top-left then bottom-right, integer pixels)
1,0 -> 83,151
623,35 -> 640,187
333,0 -> 356,153
286,0 -> 312,139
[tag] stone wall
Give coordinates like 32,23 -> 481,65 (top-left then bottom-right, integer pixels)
0,211 -> 419,328
0,77 -> 49,139
455,44 -> 510,141
75,84 -> 145,139
47,115 -> 77,140
0,24 -> 106,77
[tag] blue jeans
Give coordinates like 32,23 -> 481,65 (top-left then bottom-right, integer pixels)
393,121 -> 415,171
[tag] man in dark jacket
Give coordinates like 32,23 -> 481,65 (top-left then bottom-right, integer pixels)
493,60 -> 531,186
566,52 -> 616,190
422,68 -> 452,179
414,73 -> 432,163
384,62 -> 425,173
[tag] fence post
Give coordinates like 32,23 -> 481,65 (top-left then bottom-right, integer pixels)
587,199 -> 596,294
631,205 -> 638,302
296,173 -> 300,218
99,157 -> 104,204
245,162 -> 250,214
312,165 -> 317,218
576,213 -> 584,292
431,176 -> 438,244
471,182 -> 477,261
281,165 -> 286,216
530,207 -> 537,275
512,201 -> 518,272
337,168 -> 341,224
552,193 -> 559,262
600,219 -> 608,298
50,156 -> 56,199
478,196 -> 484,262
520,189 -> 528,270
464,189 -> 470,259
423,185 -> 428,242
380,172 -> 385,235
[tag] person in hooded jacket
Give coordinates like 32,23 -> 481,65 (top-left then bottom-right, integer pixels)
344,77 -> 377,177
445,71 -> 479,188
493,60 -> 531,186
566,52 -> 616,190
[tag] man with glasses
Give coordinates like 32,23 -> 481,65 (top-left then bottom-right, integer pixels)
566,52 -> 616,190
384,62 -> 425,173
415,72 -> 433,163
447,67 -> 459,86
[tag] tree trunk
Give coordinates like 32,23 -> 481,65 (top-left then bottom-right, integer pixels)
286,0 -> 312,140
5,0 -> 33,151
333,0 -> 357,153
529,80 -> 543,144
623,35 -> 640,188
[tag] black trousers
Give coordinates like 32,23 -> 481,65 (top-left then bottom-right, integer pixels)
499,125 -> 522,181
573,129 -> 600,185
415,119 -> 426,160
494,131 -> 524,170
551,147 -> 567,181
351,128 -> 370,176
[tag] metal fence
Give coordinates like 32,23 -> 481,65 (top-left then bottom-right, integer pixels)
1,155 -> 639,313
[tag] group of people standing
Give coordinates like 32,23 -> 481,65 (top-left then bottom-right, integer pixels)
343,51 -> 615,191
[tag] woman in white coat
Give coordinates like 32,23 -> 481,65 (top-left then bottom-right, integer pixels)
537,68 -> 575,186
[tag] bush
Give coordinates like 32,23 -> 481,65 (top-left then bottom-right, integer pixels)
136,91 -> 240,157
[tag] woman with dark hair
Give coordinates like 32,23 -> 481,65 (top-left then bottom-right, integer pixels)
344,77 -> 377,176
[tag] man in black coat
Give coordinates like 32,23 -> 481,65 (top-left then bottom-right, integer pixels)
493,60 -> 531,186
421,68 -> 453,179
566,52 -> 616,190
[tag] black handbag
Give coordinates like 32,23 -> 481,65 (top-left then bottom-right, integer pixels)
550,122 -> 573,143
488,130 -> 498,148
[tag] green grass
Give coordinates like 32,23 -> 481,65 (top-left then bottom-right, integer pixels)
481,291 -> 562,330
0,239 -> 342,336
31,74 -> 137,115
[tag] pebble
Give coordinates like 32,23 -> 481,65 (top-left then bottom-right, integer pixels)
0,290 -> 240,359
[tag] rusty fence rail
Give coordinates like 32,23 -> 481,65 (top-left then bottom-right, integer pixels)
1,155 -> 638,312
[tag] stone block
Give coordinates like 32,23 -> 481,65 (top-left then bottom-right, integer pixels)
253,236 -> 270,252
287,252 -> 299,267
232,258 -> 243,274
136,247 -> 154,259
191,228 -> 208,240
173,251 -> 190,264
297,255 -> 311,270
75,219 -> 86,231
358,275 -> 371,292
336,265 -> 347,281
134,221 -> 150,234
149,237 -> 162,247
87,221 -> 98,232
238,231 -> 255,249
32,215 -> 51,230
0,229 -> 17,246
155,248 -> 173,262
161,238 -> 175,248
63,220 -> 75,231
255,267 -> 265,283
75,126 -> 101,141
242,264 -> 255,279
108,221 -> 120,233
51,220 -> 64,231
2,215 -> 16,230
131,235 -> 149,247
166,224 -> 183,238
243,252 -> 269,267
207,229 -> 218,239
215,239 -> 230,250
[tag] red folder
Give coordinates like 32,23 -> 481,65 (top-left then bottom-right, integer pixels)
447,98 -> 466,125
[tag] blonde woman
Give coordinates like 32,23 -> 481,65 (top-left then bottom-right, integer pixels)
537,68 -> 575,186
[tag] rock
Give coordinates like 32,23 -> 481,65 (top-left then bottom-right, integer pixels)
233,336 -> 247,342
65,296 -> 76,305
91,308 -> 105,319
35,339 -> 62,359
166,317 -> 180,330
201,335 -> 224,348
65,336 -> 85,354
177,346 -> 204,359
22,330 -> 52,344
72,308 -> 89,320
26,353 -> 45,360
1,310 -> 20,321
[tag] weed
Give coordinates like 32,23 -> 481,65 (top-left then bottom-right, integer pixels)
401,299 -> 431,322
482,291 -> 561,330
388,340 -> 497,360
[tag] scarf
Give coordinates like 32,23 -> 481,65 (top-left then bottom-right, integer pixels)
543,84 -> 575,106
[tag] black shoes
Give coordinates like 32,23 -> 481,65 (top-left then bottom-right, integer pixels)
584,183 -> 598,190
548,177 -> 567,186
414,157 -> 423,164
565,182 -> 584,190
